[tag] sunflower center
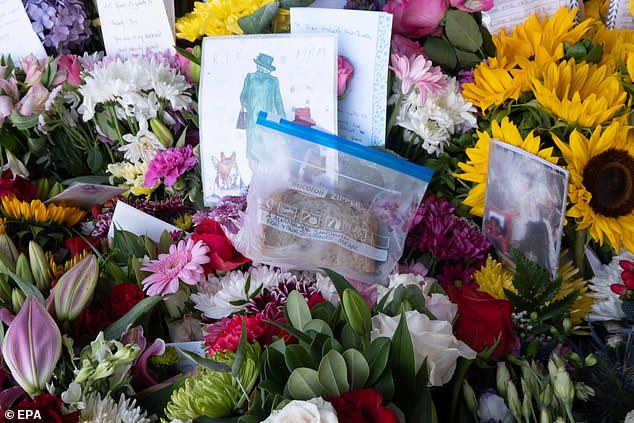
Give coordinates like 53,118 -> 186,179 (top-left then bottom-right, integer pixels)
582,148 -> 634,217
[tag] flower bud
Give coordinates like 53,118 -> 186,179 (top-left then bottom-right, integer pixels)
2,296 -> 62,396
11,288 -> 25,312
15,253 -> 34,284
342,288 -> 371,339
575,382 -> 595,401
562,317 -> 572,334
584,354 -> 597,367
29,241 -> 51,291
150,117 -> 174,147
463,380 -> 477,414
521,379 -> 533,421
54,254 -> 99,322
552,368 -> 575,404
496,361 -> 510,397
539,384 -> 553,408
0,233 -> 19,267
48,182 -> 64,198
506,380 -> 522,421
540,409 -> 551,423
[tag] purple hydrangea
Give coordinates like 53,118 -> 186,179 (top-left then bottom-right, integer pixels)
23,0 -> 92,55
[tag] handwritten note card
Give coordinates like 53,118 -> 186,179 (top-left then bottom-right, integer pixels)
96,0 -> 174,57
607,0 -> 634,29
0,0 -> 46,61
291,8 -> 393,146
482,0 -> 580,35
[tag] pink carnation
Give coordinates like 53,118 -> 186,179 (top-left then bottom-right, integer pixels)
141,238 -> 210,296
145,145 -> 197,187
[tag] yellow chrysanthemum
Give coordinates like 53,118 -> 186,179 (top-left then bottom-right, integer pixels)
474,255 -> 516,299
553,121 -> 634,252
1,195 -> 86,227
455,117 -> 559,217
557,257 -> 592,333
176,0 -> 276,41
532,59 -> 627,128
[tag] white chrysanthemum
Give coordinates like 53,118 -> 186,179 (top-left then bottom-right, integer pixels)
119,120 -> 165,163
395,77 -> 477,155
148,61 -> 192,111
191,265 -> 282,319
80,393 -> 152,423
587,249 -> 634,321
315,273 -> 339,305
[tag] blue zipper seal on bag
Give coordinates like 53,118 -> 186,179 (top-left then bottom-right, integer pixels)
256,111 -> 434,182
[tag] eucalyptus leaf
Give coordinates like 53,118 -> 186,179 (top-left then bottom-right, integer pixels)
103,296 -> 163,340
445,9 -> 483,53
285,290 -> 312,331
303,319 -> 333,337
423,37 -> 457,69
285,344 -> 316,371
287,367 -> 323,400
318,350 -> 349,397
238,2 -> 279,34
310,301 -> 336,326
343,349 -> 370,390
340,323 -> 362,350
321,337 -> 343,356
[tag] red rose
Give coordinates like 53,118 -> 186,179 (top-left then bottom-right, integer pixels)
191,219 -> 249,273
64,236 -> 101,258
446,284 -> 515,359
328,389 -> 400,423
107,283 -> 145,319
0,172 -> 37,201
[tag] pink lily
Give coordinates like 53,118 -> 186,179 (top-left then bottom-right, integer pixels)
54,254 -> 98,322
2,296 -> 61,396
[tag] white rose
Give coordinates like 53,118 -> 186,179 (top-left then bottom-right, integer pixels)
371,311 -> 476,386
262,397 -> 339,423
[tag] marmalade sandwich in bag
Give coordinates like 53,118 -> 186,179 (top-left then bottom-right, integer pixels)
234,112 -> 433,285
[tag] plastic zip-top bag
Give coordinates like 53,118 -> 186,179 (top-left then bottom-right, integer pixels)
234,112 -> 434,285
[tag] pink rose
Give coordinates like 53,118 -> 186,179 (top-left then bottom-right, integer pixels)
337,55 -> 354,97
450,0 -> 493,12
384,0 -> 449,39
55,55 -> 83,87
391,34 -> 425,58
145,145 -> 197,186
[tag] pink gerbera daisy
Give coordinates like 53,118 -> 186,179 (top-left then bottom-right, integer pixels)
389,53 -> 445,104
141,238 -> 210,296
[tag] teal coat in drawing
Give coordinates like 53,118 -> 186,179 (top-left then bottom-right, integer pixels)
239,69 -> 286,155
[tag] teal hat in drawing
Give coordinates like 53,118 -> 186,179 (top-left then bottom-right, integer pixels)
254,53 -> 276,71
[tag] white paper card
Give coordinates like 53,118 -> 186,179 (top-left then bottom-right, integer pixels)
199,33 -> 338,205
108,201 -> 180,241
45,183 -> 126,209
0,0 -> 46,60
291,8 -> 393,146
607,0 -> 634,29
482,0 -> 580,35
96,0 -> 174,57
483,140 -> 569,280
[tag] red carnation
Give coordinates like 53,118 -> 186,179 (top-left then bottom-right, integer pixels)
0,172 -> 37,201
328,389 -> 400,423
107,283 -> 145,319
64,236 -> 101,258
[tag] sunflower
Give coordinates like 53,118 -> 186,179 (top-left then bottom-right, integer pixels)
461,61 -> 531,111
532,59 -> 627,128
455,117 -> 559,217
553,121 -> 634,252
591,23 -> 634,69
1,195 -> 86,227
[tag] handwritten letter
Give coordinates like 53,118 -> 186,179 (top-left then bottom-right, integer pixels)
96,0 -> 174,57
482,0 -> 578,35
0,0 -> 46,61
291,8 -> 393,146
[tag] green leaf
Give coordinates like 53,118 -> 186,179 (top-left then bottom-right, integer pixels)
175,347 -> 232,372
285,344 -> 316,371
343,349 -> 370,390
144,236 -> 158,260
389,314 -> 417,415
342,289 -> 371,341
61,175 -> 110,185
423,37 -> 457,69
175,47 -> 201,66
444,9 -> 483,52
318,350 -> 350,397
103,296 -> 162,340
285,290 -> 312,331
455,49 -> 483,69
112,228 -> 147,259
303,319 -> 333,337
158,230 -> 174,255
265,319 -> 312,344
310,301 -> 336,326
340,323 -> 362,350
4,270 -> 45,305
279,0 -> 314,8
373,367 -> 394,403
193,416 -> 240,423
287,367 -> 323,400
366,337 -> 391,386
322,268 -> 355,300
321,337 -> 343,356
237,2 -> 279,34
86,146 -> 104,172
232,320 -> 248,378
410,358 -> 436,423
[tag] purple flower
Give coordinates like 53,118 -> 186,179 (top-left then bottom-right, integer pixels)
192,191 -> 248,238
477,389 -> 514,423
145,145 -> 197,187
23,0 -> 92,55
245,275 -> 320,321
407,195 -> 491,261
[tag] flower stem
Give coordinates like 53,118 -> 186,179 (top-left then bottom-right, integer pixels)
574,228 -> 588,279
385,93 -> 403,141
